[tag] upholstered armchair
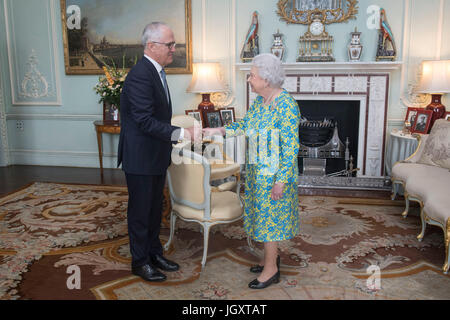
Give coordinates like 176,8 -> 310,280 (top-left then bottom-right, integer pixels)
164,148 -> 245,269
171,115 -> 241,193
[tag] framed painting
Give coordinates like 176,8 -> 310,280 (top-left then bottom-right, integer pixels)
60,0 -> 192,75
411,109 -> 432,134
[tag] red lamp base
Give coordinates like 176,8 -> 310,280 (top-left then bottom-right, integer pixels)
198,93 -> 215,127
426,94 -> 446,132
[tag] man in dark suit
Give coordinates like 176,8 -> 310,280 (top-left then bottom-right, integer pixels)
118,22 -> 197,282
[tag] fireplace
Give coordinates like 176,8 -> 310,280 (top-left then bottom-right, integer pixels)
297,100 -> 360,176
237,61 -> 402,187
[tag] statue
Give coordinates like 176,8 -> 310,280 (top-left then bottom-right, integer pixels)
240,11 -> 259,62
376,8 -> 396,61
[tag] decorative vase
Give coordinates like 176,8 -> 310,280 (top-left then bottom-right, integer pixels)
271,30 -> 285,61
348,28 -> 362,62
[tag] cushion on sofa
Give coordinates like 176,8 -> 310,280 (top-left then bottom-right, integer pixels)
392,162 -> 427,183
399,165 -> 450,201
417,119 -> 450,170
423,192 -> 450,225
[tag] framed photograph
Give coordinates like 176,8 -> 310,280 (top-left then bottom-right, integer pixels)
404,107 -> 421,127
103,102 -> 120,124
219,107 -> 235,126
60,0 -> 192,75
205,110 -> 223,128
411,109 -> 432,134
185,109 -> 203,124
444,112 -> 450,121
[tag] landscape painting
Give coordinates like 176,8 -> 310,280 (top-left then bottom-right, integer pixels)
61,0 -> 192,74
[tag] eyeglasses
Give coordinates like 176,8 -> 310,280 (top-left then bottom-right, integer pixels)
150,41 -> 176,49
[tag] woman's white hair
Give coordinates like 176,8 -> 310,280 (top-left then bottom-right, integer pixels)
141,22 -> 168,46
252,53 -> 285,88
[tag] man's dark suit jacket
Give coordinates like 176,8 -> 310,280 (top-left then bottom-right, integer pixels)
117,57 -> 180,175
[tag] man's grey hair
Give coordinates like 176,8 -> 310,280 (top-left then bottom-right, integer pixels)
141,22 -> 168,46
252,53 -> 285,88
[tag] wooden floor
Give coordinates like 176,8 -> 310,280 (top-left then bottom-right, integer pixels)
0,165 -> 126,196
0,165 -> 393,199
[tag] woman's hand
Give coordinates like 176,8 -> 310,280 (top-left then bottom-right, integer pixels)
271,182 -> 285,201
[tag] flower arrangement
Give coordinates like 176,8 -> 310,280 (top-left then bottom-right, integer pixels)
94,62 -> 127,109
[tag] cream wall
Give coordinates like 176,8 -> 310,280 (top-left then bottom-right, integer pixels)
0,0 -> 449,168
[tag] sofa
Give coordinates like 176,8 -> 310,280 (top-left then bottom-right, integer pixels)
391,119 -> 450,274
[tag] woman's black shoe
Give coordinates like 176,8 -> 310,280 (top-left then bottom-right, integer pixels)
248,270 -> 280,289
249,255 -> 280,273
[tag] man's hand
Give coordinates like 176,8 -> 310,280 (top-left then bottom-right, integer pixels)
271,182 -> 285,201
185,126 -> 202,142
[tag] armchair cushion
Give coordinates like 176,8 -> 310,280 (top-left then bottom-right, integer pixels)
417,119 -> 450,170
402,165 -> 450,201
172,191 -> 242,222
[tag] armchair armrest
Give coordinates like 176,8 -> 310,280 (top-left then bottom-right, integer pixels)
402,134 -> 429,163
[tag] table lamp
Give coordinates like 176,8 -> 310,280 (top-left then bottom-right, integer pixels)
186,62 -> 226,126
417,59 -> 450,130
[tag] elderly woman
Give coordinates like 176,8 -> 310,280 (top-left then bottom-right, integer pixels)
203,53 -> 300,289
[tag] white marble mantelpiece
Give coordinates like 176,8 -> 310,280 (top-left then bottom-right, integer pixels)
236,61 -> 403,73
236,61 -> 403,178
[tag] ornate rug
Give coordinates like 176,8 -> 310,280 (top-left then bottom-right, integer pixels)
0,182 -> 449,300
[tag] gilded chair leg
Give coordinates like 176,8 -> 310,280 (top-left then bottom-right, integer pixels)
417,207 -> 426,242
444,219 -> 450,274
164,211 -> 177,251
401,195 -> 410,218
201,224 -> 211,269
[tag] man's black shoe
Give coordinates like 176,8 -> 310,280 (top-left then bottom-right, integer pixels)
150,254 -> 180,272
132,264 -> 167,282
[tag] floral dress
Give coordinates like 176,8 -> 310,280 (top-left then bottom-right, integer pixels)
225,90 -> 301,242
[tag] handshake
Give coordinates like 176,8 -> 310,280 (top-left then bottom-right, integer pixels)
184,126 -> 225,142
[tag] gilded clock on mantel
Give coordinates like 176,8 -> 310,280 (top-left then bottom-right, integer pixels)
297,15 -> 334,62
277,0 -> 359,62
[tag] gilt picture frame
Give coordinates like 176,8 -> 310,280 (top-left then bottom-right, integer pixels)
60,0 -> 192,75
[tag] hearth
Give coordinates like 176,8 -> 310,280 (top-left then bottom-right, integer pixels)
297,100 -> 359,176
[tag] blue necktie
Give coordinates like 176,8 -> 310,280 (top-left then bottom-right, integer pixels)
160,69 -> 169,103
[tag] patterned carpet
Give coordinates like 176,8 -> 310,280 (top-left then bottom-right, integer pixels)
0,182 -> 449,300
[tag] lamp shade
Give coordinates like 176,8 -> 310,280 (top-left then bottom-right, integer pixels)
417,60 -> 450,94
186,62 -> 226,93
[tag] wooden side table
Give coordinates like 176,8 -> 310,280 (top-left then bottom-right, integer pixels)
93,120 -> 120,176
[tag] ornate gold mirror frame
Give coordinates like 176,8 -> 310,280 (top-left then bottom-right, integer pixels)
277,0 -> 358,24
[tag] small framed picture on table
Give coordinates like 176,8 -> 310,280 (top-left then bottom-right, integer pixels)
411,109 -> 432,134
404,107 -> 421,128
219,107 -> 235,126
205,110 -> 223,128
185,109 -> 203,124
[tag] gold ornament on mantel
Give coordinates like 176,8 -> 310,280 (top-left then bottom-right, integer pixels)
277,0 -> 359,25
297,13 -> 335,62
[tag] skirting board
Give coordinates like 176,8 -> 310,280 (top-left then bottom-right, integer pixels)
10,149 -> 119,169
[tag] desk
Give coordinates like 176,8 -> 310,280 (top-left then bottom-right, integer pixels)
93,120 -> 120,176
385,129 -> 419,176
